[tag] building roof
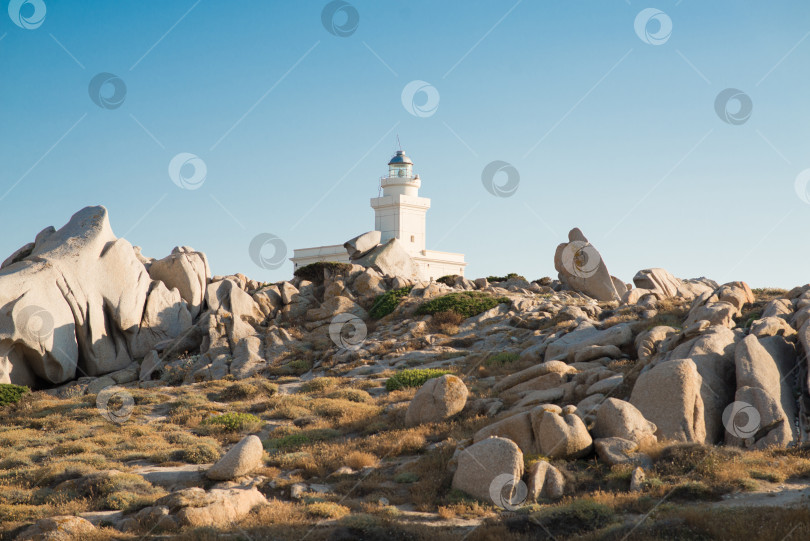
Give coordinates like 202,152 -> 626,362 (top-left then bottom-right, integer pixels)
388,150 -> 413,166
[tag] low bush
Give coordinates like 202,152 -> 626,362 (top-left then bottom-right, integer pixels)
484,352 -> 520,367
0,384 -> 29,406
436,274 -> 460,287
385,368 -> 452,392
511,499 -> 617,538
486,272 -> 525,283
415,291 -> 510,319
369,286 -> 413,319
202,412 -> 262,432
293,261 -> 352,284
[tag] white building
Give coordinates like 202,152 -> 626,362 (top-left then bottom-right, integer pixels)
291,150 -> 467,280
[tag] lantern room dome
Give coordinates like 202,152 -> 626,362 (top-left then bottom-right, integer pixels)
388,150 -> 413,166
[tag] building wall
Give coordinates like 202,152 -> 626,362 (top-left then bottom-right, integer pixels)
371,194 -> 429,254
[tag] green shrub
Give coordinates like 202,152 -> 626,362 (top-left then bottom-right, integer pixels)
485,272 -> 525,283
436,275 -> 459,287
415,291 -> 510,319
294,261 -> 352,283
484,352 -> 520,367
524,500 -> 616,537
0,384 -> 29,406
385,368 -> 452,392
369,286 -> 413,319
394,472 -> 419,484
202,412 -> 262,432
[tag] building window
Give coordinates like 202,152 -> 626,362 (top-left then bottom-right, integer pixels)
410,235 -> 414,242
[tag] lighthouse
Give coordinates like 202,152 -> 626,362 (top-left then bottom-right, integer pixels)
291,149 -> 466,280
371,150 -> 430,254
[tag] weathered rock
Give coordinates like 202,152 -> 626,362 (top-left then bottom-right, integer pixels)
252,285 -> 282,318
170,486 -> 267,528
635,326 -> 679,364
0,206 -> 198,385
130,281 -> 193,359
594,437 -> 639,466
530,408 -> 593,459
493,361 -> 575,393
353,238 -> 419,279
206,435 -> 263,481
15,515 -> 96,540
665,325 -> 737,443
474,411 -> 536,454
344,230 -> 382,259
630,359 -> 706,443
727,335 -> 797,448
527,460 -> 565,500
574,344 -> 622,364
554,228 -> 621,302
750,316 -> 796,338
630,467 -> 645,492
451,437 -> 523,504
148,247 -> 209,319
633,268 -> 682,298
593,398 -> 657,446
405,374 -> 468,426
545,323 -> 633,363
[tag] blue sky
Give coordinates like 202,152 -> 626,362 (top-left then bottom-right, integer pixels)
1,0 -> 809,287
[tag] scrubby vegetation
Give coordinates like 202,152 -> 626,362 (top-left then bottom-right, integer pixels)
486,272 -> 525,283
0,383 -> 29,406
436,274 -> 460,286
369,286 -> 413,319
202,412 -> 262,432
385,368 -> 452,391
293,261 -> 353,283
416,291 -> 511,318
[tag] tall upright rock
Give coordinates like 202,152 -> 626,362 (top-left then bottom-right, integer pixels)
554,228 -> 624,302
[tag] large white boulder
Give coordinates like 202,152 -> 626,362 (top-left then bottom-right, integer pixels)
630,358 -> 706,443
451,437 -> 523,504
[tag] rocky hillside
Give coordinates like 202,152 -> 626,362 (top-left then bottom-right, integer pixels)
1,207 -> 809,540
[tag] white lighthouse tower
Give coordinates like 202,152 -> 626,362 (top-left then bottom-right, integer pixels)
291,148 -> 466,280
371,150 -> 430,253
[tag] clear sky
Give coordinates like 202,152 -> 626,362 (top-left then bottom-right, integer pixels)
1,1 -> 809,288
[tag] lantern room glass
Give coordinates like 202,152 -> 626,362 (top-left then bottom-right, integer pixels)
389,163 -> 412,177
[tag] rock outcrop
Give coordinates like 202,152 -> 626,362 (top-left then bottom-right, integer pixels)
0,207 -> 203,386
554,228 -> 623,302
